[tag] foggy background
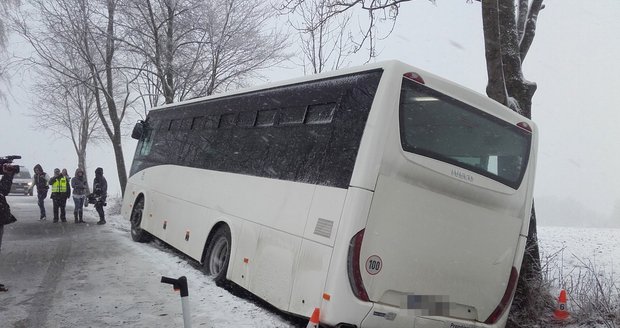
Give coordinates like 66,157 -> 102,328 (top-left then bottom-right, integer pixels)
1,0 -> 618,227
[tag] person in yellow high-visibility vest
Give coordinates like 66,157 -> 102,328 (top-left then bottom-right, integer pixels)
49,168 -> 71,223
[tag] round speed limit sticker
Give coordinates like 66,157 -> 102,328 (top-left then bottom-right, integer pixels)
365,255 -> 383,275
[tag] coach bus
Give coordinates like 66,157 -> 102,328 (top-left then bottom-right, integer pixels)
122,60 -> 538,328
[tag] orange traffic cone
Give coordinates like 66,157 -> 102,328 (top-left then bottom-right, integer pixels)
306,307 -> 320,328
553,289 -> 569,320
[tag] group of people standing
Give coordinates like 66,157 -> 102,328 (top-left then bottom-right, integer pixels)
28,165 -> 107,225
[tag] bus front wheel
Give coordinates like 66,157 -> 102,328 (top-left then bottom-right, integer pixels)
203,225 -> 231,286
130,197 -> 152,243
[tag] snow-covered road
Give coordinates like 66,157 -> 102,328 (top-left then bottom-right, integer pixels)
0,196 -> 301,327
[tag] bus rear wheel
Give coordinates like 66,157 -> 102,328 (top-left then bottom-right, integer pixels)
203,225 -> 231,286
130,197 -> 152,243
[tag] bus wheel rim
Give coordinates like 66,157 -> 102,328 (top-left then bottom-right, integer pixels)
131,201 -> 144,234
209,238 -> 229,275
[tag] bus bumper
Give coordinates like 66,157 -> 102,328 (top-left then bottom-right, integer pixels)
360,304 -> 508,328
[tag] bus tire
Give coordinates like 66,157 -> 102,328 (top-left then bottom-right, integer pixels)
130,196 -> 152,243
203,225 -> 231,286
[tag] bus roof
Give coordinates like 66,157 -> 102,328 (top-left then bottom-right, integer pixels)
148,60 -> 535,131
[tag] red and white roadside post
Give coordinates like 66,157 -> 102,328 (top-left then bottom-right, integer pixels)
161,275 -> 192,328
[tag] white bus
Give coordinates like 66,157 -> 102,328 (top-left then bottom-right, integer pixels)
122,60 -> 537,328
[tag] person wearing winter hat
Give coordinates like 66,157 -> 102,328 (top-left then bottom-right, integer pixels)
71,168 -> 88,223
93,167 -> 107,225
28,164 -> 50,220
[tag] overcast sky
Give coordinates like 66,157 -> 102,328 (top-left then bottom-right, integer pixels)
1,0 -> 618,227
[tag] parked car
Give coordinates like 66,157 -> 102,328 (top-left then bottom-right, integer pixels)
10,166 -> 33,196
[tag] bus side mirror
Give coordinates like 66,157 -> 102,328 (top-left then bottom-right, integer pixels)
131,121 -> 146,140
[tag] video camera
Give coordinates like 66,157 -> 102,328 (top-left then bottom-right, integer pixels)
0,155 -> 21,175
86,193 -> 107,206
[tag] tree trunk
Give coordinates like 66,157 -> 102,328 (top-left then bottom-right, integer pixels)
111,132 -> 127,195
481,0 -> 508,105
102,0 -> 127,196
480,1 -> 551,326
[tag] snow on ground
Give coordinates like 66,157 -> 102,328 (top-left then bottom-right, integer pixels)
102,199 -> 619,327
537,226 -> 620,327
538,226 -> 620,285
100,198 -> 303,327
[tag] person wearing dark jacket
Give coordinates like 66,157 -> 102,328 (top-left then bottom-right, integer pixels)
71,168 -> 88,223
1,163 -> 16,292
27,164 -> 49,220
49,168 -> 71,223
93,167 -> 107,225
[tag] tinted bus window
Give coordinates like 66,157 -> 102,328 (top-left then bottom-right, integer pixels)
130,70 -> 383,189
399,78 -> 531,189
256,109 -> 277,127
305,103 -> 336,124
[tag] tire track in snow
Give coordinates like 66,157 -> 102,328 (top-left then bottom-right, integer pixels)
25,238 -> 71,327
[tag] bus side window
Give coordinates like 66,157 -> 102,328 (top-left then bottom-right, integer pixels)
305,103 -> 336,124
219,113 -> 237,128
192,116 -> 205,130
256,109 -> 277,127
180,118 -> 193,130
238,111 -> 257,127
279,106 -> 306,125
205,115 -> 219,129
169,119 -> 182,130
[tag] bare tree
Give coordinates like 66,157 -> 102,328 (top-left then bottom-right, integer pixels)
30,67 -> 102,184
283,0 -> 353,74
81,0 -> 136,195
0,0 -> 20,101
15,0 -> 136,195
14,0 -> 292,194
201,0 -> 290,96
0,0 -> 20,51
284,0 -> 548,323
12,1 -> 102,177
119,0 -> 291,109
282,0 -> 395,63
118,0 -> 207,105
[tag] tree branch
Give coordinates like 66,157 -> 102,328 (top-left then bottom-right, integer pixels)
520,0 -> 543,62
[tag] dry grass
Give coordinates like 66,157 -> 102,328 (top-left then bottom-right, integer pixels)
509,247 -> 620,327
558,252 -> 620,327
106,196 -> 123,215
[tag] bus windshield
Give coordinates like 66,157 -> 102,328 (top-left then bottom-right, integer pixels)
399,78 -> 531,189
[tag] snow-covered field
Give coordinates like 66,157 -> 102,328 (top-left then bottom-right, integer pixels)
538,226 -> 620,286
535,226 -> 620,327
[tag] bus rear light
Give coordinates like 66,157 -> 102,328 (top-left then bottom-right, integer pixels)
484,266 -> 518,324
347,229 -> 370,302
403,72 -> 425,84
516,122 -> 532,133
